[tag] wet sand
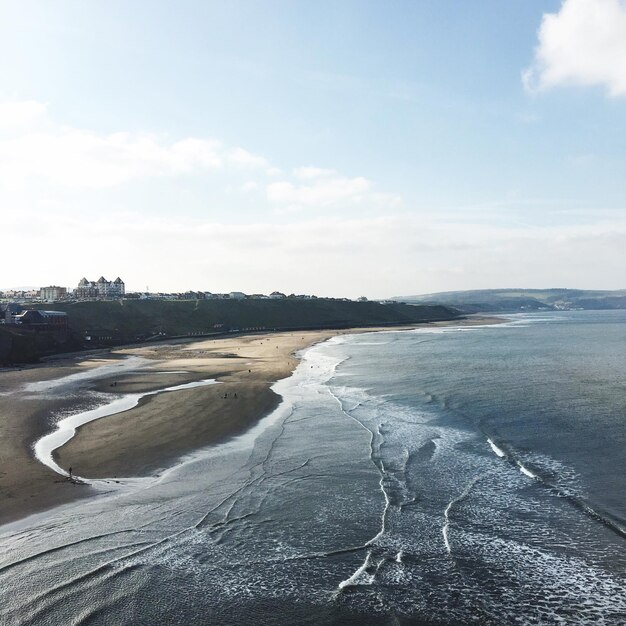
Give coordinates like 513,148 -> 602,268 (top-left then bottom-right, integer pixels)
56,331 -> 324,479
0,317 -> 503,526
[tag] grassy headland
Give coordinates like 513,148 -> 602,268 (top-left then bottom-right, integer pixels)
0,299 -> 459,364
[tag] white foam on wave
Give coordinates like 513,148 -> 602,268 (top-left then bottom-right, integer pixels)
497,312 -> 570,328
411,326 -> 479,335
326,385 -> 393,549
349,340 -> 392,346
442,474 -> 484,555
34,379 -> 218,480
327,332 -> 395,347
487,438 -> 506,458
337,551 -> 374,590
366,470 -> 391,547
406,313 -> 568,335
464,533 -> 626,623
518,464 -> 537,479
324,335 -> 348,346
442,501 -> 453,554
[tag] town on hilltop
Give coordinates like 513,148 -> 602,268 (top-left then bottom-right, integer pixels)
0,276 -> 374,347
0,276 -> 341,304
1,276 -> 450,366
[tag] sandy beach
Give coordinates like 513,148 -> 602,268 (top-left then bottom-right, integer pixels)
0,317 -> 502,526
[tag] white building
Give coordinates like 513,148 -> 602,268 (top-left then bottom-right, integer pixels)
40,286 -> 67,301
75,276 -> 125,299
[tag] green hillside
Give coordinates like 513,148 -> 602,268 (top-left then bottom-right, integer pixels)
0,298 -> 460,363
34,298 -> 457,340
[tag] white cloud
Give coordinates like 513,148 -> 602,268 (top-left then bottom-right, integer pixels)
169,138 -> 223,171
267,176 -> 368,206
0,99 -> 403,227
226,147 -> 269,168
0,100 -> 397,218
0,100 -> 272,189
241,180 -> 259,193
0,129 -> 223,188
267,169 -> 400,211
293,166 -> 336,180
0,100 -> 48,131
524,0 -> 626,96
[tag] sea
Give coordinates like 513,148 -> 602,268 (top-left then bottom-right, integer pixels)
1,310 -> 625,625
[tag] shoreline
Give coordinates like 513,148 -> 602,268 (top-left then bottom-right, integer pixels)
0,315 -> 504,527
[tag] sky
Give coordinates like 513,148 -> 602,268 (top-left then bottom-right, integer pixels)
1,0 -> 625,297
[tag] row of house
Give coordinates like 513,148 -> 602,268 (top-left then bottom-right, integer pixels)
0,289 -> 40,301
1,279 -> 330,304
124,291 -> 317,301
206,291 -> 294,300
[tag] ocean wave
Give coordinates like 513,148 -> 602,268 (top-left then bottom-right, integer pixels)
487,438 -> 507,458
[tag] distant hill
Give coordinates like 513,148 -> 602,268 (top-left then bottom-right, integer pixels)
392,289 -> 626,313
1,299 -> 459,364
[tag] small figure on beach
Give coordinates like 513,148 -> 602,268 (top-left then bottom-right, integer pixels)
68,466 -> 73,480
234,393 -> 237,399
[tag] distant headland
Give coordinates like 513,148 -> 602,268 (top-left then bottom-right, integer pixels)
392,288 -> 626,313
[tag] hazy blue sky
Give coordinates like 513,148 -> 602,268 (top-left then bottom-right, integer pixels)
1,0 -> 625,296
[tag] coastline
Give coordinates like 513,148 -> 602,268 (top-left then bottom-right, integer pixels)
0,315 -> 503,526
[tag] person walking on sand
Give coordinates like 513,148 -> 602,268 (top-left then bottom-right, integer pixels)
68,466 -> 73,481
